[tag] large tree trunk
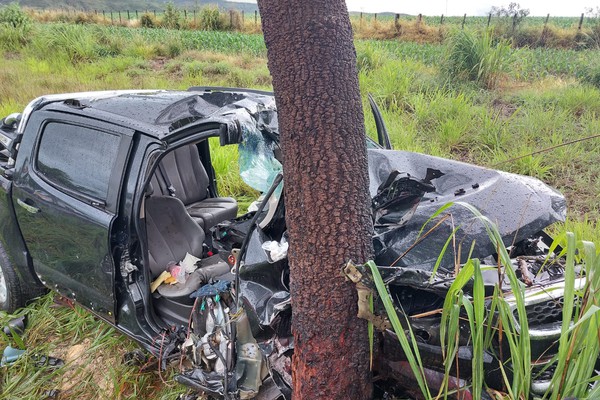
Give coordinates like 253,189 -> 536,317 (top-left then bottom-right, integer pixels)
256,1 -> 374,398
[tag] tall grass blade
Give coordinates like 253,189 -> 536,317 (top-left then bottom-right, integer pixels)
366,260 -> 432,399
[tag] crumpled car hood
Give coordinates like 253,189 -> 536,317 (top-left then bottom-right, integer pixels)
368,149 -> 567,270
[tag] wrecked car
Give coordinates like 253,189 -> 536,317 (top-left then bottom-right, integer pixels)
0,87 -> 573,398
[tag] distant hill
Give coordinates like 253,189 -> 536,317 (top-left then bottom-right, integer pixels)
0,0 -> 259,12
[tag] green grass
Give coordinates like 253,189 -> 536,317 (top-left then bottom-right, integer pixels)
0,294 -> 191,399
442,29 -> 512,89
1,20 -> 600,399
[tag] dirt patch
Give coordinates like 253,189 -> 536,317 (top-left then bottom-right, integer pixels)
51,338 -> 115,398
3,52 -> 21,60
492,98 -> 518,118
150,57 -> 168,72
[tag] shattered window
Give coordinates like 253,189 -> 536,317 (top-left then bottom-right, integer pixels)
237,112 -> 283,197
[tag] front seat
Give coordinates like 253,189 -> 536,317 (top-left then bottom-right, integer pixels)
145,194 -> 231,304
145,195 -> 205,277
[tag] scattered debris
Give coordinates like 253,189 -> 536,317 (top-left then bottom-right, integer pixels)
42,389 -> 60,399
32,354 -> 65,369
2,315 -> 27,336
123,349 -> 147,367
1,345 -> 26,366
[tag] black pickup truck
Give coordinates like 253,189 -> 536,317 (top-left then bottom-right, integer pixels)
0,87 -> 578,398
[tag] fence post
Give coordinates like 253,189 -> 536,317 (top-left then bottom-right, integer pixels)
153,10 -> 156,17
254,10 -> 257,25
487,13 -> 492,27
193,9 -> 196,24
578,12 -> 584,30
540,13 -> 550,43
118,10 -> 122,24
461,13 -> 466,29
135,10 -> 138,19
230,9 -> 233,27
184,9 -> 187,20
360,12 -> 363,27
127,10 -> 130,20
110,11 -> 113,24
102,10 -> 105,20
440,14 -> 444,25
512,13 -> 517,32
374,13 -> 377,22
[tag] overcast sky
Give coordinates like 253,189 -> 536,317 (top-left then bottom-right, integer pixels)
232,1 -> 596,17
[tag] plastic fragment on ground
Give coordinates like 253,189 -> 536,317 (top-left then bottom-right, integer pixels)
1,345 -> 26,366
2,315 -> 27,336
32,354 -> 64,369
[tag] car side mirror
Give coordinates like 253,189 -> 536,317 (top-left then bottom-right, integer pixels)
1,113 -> 21,130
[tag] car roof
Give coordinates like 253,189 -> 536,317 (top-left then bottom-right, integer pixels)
33,87 -> 275,139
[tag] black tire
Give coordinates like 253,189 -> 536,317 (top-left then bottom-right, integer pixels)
0,244 -> 26,313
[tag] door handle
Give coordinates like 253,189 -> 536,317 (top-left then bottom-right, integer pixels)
17,198 -> 40,214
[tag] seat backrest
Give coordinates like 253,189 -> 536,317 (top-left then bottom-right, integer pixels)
145,195 -> 206,277
154,144 -> 210,205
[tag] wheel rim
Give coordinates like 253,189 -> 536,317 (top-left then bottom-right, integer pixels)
0,264 -> 7,304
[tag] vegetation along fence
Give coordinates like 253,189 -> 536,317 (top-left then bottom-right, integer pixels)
16,5 -> 600,49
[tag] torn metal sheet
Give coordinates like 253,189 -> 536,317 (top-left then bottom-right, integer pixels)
367,149 -> 566,270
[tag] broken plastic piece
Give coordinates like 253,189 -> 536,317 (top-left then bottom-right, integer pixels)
123,349 -> 147,366
1,345 -> 26,366
42,389 -> 60,399
32,354 -> 64,369
2,315 -> 27,336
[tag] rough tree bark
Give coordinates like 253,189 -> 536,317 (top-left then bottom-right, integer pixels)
256,1 -> 374,398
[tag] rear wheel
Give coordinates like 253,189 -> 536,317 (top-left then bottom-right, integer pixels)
0,245 -> 25,313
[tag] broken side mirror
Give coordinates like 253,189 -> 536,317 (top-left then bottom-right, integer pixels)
219,121 -> 243,146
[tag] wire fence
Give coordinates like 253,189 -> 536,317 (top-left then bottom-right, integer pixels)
24,7 -> 600,49
28,7 -> 598,30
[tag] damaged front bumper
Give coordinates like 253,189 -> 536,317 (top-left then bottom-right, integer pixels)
345,257 -> 585,398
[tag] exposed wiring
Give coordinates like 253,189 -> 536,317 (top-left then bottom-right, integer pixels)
491,133 -> 600,167
158,330 -> 169,385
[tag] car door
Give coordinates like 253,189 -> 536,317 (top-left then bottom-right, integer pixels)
12,112 -> 133,322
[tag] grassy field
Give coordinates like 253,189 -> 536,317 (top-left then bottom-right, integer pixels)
1,13 -> 600,399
